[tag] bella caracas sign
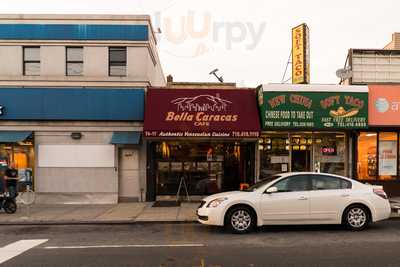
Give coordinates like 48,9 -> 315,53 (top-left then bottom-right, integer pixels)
258,90 -> 368,129
144,88 -> 260,138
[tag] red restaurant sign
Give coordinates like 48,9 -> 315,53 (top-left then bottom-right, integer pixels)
144,88 -> 260,138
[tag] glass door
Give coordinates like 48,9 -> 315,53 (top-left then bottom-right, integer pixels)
290,132 -> 313,172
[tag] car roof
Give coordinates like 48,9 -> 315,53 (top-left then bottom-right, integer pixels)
277,172 -> 350,180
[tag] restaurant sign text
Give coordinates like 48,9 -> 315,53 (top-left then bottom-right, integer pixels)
259,91 -> 368,129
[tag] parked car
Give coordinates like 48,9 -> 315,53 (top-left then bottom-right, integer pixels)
197,172 -> 391,234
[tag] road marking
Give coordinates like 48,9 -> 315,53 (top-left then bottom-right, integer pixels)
0,239 -> 48,264
44,243 -> 205,249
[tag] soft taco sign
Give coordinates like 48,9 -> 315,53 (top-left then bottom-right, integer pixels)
166,94 -> 239,127
261,92 -> 368,129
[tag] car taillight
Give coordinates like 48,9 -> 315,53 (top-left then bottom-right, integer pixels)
373,188 -> 388,199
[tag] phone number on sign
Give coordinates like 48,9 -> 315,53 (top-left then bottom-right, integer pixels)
232,131 -> 259,137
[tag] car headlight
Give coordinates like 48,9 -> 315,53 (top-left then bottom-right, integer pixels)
207,197 -> 228,208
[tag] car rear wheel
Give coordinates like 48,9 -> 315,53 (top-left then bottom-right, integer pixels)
344,205 -> 370,231
225,206 -> 255,234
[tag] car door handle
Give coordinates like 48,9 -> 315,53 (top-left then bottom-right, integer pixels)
341,193 -> 350,197
298,196 -> 308,200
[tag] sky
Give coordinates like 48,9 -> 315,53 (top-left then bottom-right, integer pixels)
0,0 -> 398,87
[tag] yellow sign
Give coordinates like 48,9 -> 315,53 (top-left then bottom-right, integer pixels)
292,23 -> 310,84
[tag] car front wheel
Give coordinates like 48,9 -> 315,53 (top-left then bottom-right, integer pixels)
344,205 -> 370,231
225,206 -> 255,234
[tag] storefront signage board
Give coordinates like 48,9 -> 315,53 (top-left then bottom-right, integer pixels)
369,85 -> 400,126
144,88 -> 260,138
292,23 -> 310,84
258,91 -> 368,129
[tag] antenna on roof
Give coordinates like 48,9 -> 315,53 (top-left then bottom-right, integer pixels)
281,50 -> 292,83
209,68 -> 224,83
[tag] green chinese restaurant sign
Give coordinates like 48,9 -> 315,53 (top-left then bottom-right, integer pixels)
257,90 -> 368,129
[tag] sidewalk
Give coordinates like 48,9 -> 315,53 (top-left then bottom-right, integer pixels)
0,200 -> 399,225
0,202 -> 199,225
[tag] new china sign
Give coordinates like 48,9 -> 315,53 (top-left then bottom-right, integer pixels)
258,90 -> 368,129
144,88 -> 260,138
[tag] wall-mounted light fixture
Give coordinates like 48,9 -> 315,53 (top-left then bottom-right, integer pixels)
71,132 -> 82,140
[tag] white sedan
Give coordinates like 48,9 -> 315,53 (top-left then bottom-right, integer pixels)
197,172 -> 391,234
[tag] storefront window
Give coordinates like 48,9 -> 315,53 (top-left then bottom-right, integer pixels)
378,132 -> 397,180
153,141 -> 255,195
357,132 -> 377,180
260,132 -> 348,178
0,139 -> 34,191
313,133 -> 346,176
259,133 -> 290,179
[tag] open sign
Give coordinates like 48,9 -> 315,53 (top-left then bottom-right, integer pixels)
321,146 -> 337,155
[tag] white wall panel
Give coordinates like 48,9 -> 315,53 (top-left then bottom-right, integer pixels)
352,52 -> 400,84
38,145 -> 115,167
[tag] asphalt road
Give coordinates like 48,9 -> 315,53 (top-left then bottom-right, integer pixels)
1,220 -> 400,267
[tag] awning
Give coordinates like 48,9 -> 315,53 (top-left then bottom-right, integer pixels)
144,88 -> 261,138
110,132 -> 141,145
0,131 -> 32,143
0,88 -> 144,121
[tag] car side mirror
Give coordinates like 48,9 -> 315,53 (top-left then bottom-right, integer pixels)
266,186 -> 278,194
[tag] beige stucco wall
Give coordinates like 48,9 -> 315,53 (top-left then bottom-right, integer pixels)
127,46 -> 148,81
41,46 -> 65,76
0,46 -> 22,76
83,46 -> 109,77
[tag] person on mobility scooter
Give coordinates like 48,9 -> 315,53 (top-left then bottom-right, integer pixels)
0,162 -> 18,214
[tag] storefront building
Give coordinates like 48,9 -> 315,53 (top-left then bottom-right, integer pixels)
0,14 -> 166,203
143,88 -> 260,201
0,88 -> 146,203
341,37 -> 400,196
258,84 -> 369,179
356,85 -> 400,196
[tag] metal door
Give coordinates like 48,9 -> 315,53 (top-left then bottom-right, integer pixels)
118,148 -> 139,201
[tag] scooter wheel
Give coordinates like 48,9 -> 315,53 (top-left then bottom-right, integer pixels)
4,200 -> 17,214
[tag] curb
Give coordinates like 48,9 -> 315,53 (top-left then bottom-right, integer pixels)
1,217 -> 400,225
0,220 -> 199,226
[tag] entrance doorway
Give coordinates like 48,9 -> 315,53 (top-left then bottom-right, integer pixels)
118,148 -> 140,202
290,133 -> 313,172
291,150 -> 311,172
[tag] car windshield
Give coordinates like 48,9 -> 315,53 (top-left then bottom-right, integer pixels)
245,175 -> 282,192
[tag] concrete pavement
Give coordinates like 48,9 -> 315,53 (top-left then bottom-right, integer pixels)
0,202 -> 199,225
